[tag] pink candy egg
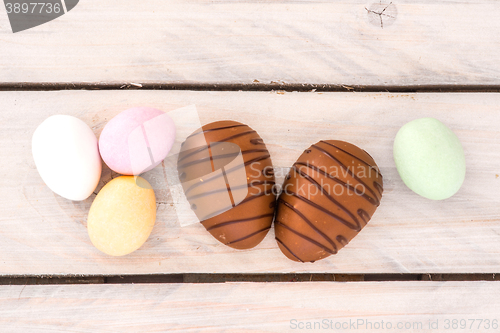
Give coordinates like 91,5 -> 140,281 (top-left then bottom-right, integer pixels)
99,107 -> 176,175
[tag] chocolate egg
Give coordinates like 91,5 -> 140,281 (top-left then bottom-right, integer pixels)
275,140 -> 383,262
178,120 -> 276,249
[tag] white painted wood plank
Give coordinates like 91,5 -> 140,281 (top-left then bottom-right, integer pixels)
0,282 -> 499,332
1,91 -> 500,275
0,1 -> 500,85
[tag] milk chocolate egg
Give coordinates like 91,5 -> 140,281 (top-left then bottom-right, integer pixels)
275,140 -> 383,262
178,121 -> 276,249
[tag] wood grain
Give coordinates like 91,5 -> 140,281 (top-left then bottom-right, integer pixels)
1,1 -> 500,86
1,90 -> 499,275
0,282 -> 499,332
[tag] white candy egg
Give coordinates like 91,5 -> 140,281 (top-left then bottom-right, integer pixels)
32,115 -> 102,201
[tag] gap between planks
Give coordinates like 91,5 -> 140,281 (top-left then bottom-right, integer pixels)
2,82 -> 500,92
0,273 -> 499,285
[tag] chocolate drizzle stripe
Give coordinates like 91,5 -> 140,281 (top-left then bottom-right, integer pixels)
178,149 -> 269,169
275,221 -> 337,255
275,237 -> 304,263
320,140 -> 383,179
248,180 -> 276,190
240,188 -> 275,204
207,143 -> 215,172
294,161 -> 379,206
183,154 -> 271,196
292,165 -> 362,231
187,181 -> 275,201
311,144 -> 382,206
357,209 -> 371,225
188,183 -> 246,201
336,235 -> 349,246
178,130 -> 257,163
373,181 -> 383,196
205,213 -> 274,231
186,124 -> 248,139
221,167 -> 235,208
200,189 -> 274,221
278,198 -> 338,250
225,226 -> 271,245
285,191 -> 361,232
250,138 -> 264,145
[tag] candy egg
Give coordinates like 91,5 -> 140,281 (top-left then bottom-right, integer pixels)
32,115 -> 101,201
87,176 -> 156,256
178,120 -> 276,249
99,107 -> 176,175
393,118 -> 466,200
275,140 -> 383,263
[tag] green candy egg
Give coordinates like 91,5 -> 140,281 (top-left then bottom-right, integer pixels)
393,118 -> 466,200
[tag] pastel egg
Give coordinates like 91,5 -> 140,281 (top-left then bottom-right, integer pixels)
87,176 -> 156,256
32,115 -> 101,201
393,117 -> 466,200
99,107 -> 176,175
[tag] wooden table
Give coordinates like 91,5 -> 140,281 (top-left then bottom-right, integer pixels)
1,1 -> 500,332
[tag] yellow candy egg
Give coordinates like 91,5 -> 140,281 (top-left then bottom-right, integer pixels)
87,176 -> 156,256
